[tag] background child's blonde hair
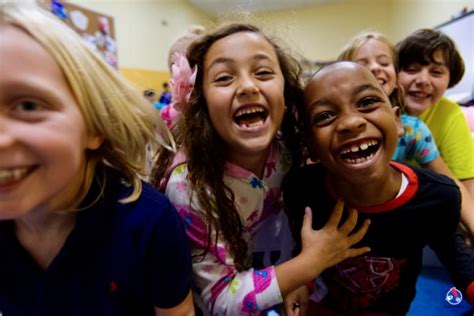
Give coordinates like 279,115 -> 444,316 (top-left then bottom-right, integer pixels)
338,31 -> 405,112
0,3 -> 174,203
167,24 -> 206,71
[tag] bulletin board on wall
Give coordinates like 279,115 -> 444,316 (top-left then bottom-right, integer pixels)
37,0 -> 118,68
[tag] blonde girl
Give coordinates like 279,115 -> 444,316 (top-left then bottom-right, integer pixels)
0,3 -> 193,315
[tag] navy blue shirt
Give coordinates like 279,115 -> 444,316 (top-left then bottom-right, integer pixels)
0,174 -> 192,316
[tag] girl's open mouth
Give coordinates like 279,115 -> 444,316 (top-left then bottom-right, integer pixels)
233,106 -> 268,129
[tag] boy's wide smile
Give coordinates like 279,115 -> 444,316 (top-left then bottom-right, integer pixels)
338,138 -> 380,165
304,62 -> 401,184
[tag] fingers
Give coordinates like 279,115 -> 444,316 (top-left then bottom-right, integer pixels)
301,206 -> 313,235
326,198 -> 345,227
283,302 -> 293,316
338,207 -> 358,235
348,218 -> 370,245
348,246 -> 371,258
293,306 -> 300,316
283,301 -> 299,316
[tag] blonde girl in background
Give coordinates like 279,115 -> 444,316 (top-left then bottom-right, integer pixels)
152,23 -> 371,315
0,3 -> 193,315
338,31 -> 474,238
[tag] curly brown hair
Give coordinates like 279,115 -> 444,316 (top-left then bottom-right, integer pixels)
152,23 -> 305,271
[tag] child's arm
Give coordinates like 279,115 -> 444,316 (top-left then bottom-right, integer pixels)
275,200 -> 370,296
155,291 -> 194,316
166,169 -> 369,315
283,285 -> 309,316
422,157 -> 474,236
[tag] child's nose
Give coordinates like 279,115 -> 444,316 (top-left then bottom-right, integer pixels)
369,62 -> 381,73
0,118 -> 15,147
237,76 -> 259,97
337,113 -> 367,134
415,69 -> 430,86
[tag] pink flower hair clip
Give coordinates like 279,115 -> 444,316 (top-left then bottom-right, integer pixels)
169,52 -> 197,112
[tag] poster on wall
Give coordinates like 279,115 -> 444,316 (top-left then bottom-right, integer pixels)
38,0 -> 118,68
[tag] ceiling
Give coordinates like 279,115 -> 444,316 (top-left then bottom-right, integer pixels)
187,0 -> 346,17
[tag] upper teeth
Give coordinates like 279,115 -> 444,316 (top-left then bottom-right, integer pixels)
340,140 -> 378,154
235,106 -> 265,118
0,168 -> 29,184
411,91 -> 428,98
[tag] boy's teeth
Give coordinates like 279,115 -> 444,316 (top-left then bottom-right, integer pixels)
0,168 -> 30,185
343,153 -> 375,164
340,140 -> 377,154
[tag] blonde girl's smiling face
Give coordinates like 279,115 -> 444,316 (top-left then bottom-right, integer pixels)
354,39 -> 397,96
202,31 -> 285,165
398,50 -> 450,116
304,63 -> 400,184
0,26 -> 101,219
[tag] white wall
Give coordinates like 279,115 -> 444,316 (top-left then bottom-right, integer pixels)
248,0 -> 392,62
70,0 -> 473,69
389,0 -> 473,41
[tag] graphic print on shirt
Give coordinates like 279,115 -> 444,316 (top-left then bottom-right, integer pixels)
324,256 -> 407,310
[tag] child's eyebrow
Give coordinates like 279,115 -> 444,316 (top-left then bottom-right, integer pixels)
206,57 -> 234,70
306,97 -> 336,110
352,83 -> 383,95
206,53 -> 274,70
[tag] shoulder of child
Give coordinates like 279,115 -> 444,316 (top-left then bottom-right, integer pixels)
116,180 -> 179,224
409,165 -> 460,202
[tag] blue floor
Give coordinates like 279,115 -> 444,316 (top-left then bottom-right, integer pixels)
408,265 -> 473,316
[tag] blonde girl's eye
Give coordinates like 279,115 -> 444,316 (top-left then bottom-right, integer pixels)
356,59 -> 368,67
11,100 -> 48,121
15,100 -> 43,112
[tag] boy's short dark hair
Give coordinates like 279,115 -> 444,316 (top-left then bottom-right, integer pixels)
396,29 -> 465,88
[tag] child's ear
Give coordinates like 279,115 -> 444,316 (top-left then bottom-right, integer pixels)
392,106 -> 404,137
87,135 -> 104,150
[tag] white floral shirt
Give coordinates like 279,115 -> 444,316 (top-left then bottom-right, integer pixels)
165,141 -> 294,315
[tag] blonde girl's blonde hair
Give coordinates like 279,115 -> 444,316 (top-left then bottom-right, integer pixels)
0,3 -> 175,204
167,24 -> 206,71
338,31 -> 405,112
